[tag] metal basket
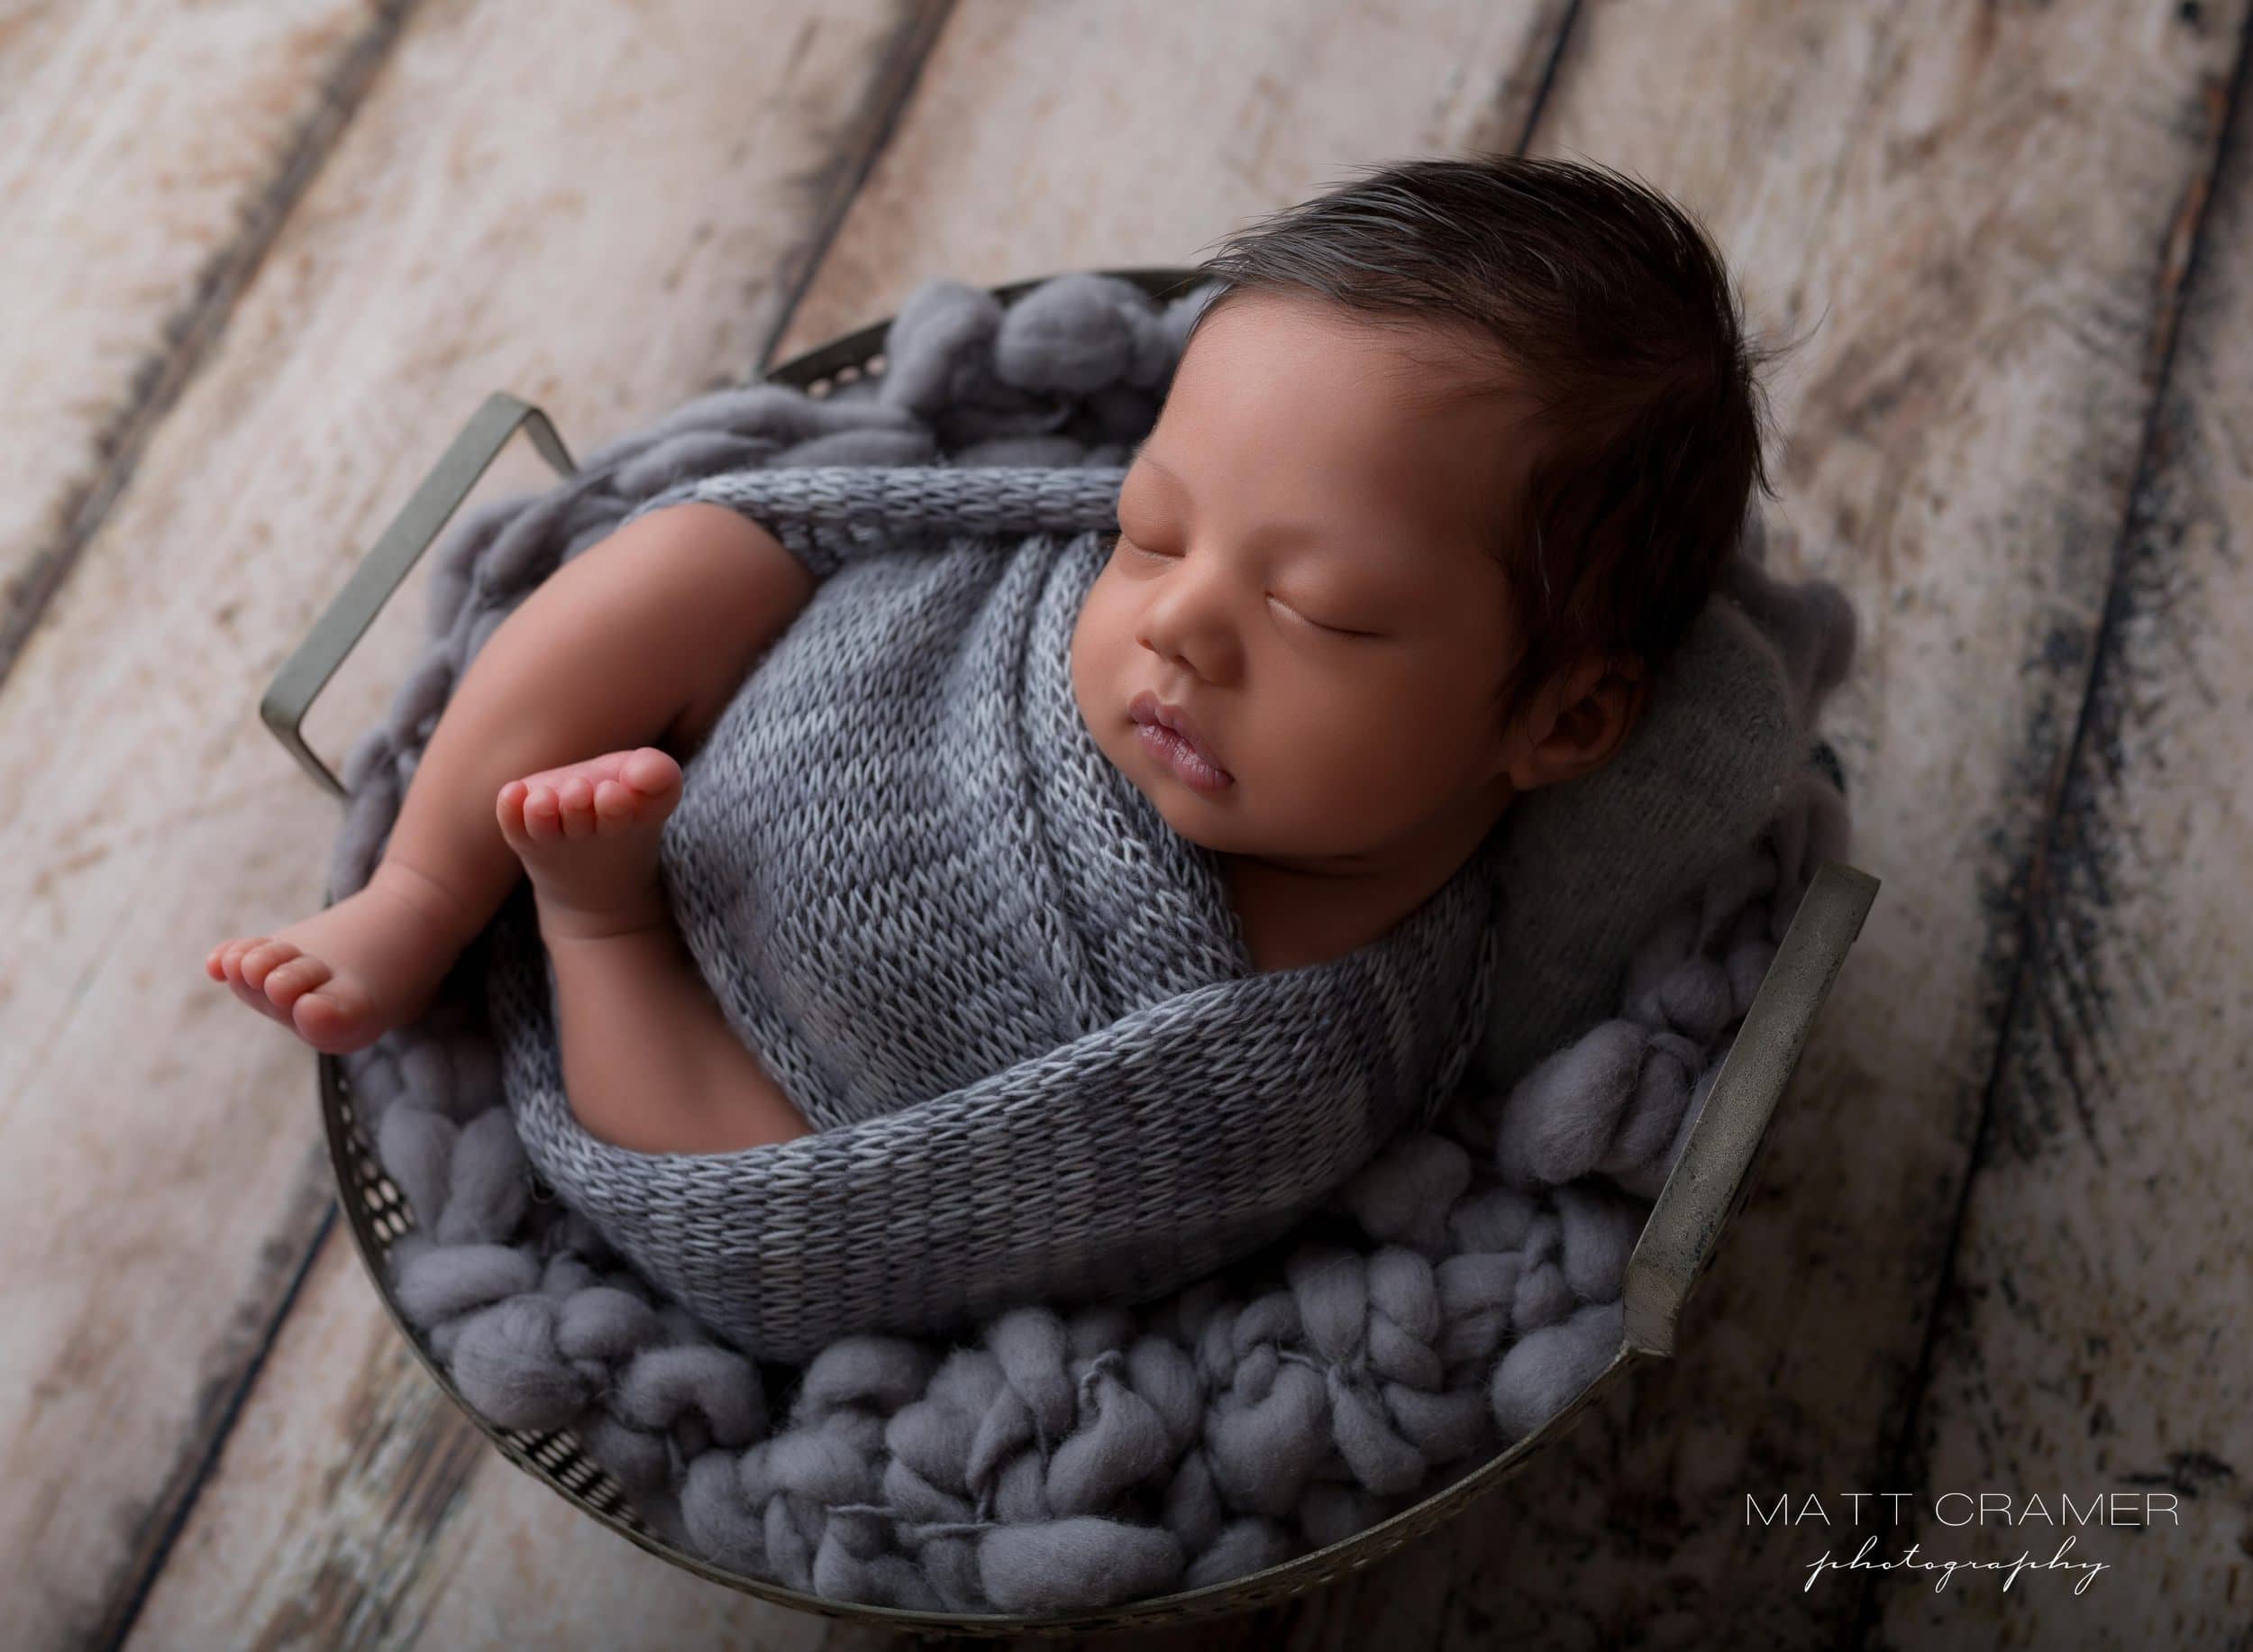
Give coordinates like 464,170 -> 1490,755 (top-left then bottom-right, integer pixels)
260,268 -> 1881,1637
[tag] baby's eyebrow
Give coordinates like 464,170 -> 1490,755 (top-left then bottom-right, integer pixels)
1126,449 -> 1389,574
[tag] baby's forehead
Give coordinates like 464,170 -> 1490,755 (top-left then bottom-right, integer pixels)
1166,339 -> 1531,488
1126,418 -> 1514,567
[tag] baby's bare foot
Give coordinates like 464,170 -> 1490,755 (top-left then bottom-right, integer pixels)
496,747 -> 683,941
205,860 -> 478,1054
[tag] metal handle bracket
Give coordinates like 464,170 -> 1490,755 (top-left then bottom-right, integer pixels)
260,392 -> 575,798
1621,857 -> 1881,1356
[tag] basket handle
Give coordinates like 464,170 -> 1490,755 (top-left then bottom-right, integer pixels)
260,392 -> 576,799
1620,857 -> 1880,1357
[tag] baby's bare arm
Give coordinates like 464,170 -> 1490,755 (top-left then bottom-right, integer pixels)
544,915 -> 812,1155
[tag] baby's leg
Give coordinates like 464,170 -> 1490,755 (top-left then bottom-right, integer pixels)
495,746 -> 811,1153
207,502 -> 816,1053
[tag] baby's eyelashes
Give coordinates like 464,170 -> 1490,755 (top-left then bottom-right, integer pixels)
1110,529 -> 1382,639
1272,598 -> 1380,640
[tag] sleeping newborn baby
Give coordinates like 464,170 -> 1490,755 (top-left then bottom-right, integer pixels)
205,155 -> 1775,1164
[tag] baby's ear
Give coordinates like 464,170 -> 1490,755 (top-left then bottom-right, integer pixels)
1506,655 -> 1644,792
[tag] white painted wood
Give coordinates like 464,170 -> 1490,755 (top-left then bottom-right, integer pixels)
0,1 -> 919,1643
0,0 -> 393,647
1883,49 -> 2253,1647
125,1227 -> 860,1650
771,0 -> 1572,362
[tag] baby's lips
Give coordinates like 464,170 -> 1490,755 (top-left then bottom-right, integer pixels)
1128,689 -> 1228,771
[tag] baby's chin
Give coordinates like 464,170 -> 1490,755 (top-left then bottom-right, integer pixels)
1129,771 -> 1262,854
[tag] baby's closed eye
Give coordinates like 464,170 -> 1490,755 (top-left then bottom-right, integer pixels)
1103,529 -> 1382,639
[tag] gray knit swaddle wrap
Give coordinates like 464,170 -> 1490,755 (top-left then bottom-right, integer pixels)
488,463 -> 1506,1361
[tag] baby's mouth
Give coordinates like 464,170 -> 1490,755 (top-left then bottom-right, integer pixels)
1127,691 -> 1234,791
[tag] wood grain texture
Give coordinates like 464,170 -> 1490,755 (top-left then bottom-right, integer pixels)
1874,32 -> 2253,1649
0,2 -> 931,1646
1176,1 -> 2246,1647
0,0 -> 407,685
767,0 -> 1574,364
123,1223 -> 865,1651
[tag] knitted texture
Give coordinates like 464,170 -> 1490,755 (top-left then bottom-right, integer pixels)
327,269 -> 1858,1613
487,461 -> 1503,1357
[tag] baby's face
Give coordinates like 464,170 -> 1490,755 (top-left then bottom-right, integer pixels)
1071,290 -> 1542,872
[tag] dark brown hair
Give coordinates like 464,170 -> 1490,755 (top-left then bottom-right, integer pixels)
1181,152 -> 1791,740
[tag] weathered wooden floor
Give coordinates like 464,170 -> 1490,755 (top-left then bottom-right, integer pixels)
5,2 -> 2248,1647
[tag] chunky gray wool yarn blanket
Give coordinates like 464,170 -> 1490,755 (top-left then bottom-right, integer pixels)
329,269 -> 1858,1615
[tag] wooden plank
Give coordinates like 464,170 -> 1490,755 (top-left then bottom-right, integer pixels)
1876,39 -> 2253,1647
119,0 -> 1576,1643
0,0 -> 406,683
768,0 -> 1573,362
124,1222 -> 873,1650
1223,1 -> 2249,1646
0,2 -> 930,1646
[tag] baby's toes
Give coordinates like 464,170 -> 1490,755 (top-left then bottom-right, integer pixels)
518,782 -> 563,843
290,972 -> 379,1054
213,936 -> 259,985
593,778 -> 637,830
557,776 -> 597,840
620,747 -> 681,802
496,780 -> 534,848
236,938 -> 302,992
260,952 -> 332,1011
211,938 -> 281,1018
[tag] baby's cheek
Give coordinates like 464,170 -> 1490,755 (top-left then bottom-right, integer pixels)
1355,692 -> 1455,781
1065,598 -> 1121,735
1281,697 -> 1389,782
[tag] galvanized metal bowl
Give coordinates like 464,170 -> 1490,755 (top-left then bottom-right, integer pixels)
264,267 -> 1880,1637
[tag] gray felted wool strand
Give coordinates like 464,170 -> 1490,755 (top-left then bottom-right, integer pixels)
326,269 -> 1857,1614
